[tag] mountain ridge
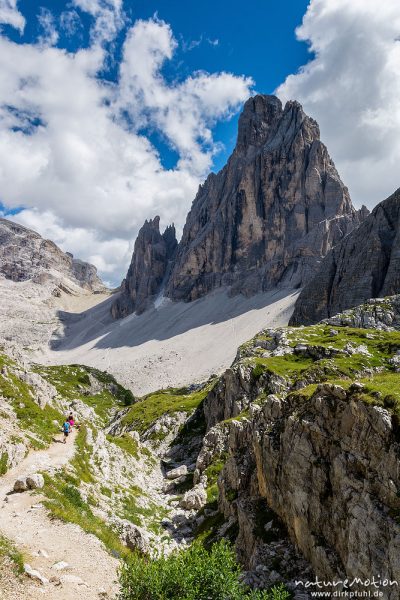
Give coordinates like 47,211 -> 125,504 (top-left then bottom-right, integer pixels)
113,94 -> 368,318
0,217 -> 105,293
290,187 -> 400,325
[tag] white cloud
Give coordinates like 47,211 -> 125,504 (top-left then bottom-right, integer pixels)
0,0 -> 25,32
38,8 -> 59,47
72,0 -> 125,44
277,0 -> 400,208
118,18 -> 253,175
0,12 -> 253,284
60,10 -> 82,38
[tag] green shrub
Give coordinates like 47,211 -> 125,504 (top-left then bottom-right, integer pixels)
384,394 -> 397,409
252,363 -> 265,381
118,539 -> 290,600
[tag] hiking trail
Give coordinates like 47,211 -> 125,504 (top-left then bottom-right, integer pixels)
0,430 -> 119,599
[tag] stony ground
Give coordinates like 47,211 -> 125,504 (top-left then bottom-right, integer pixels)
0,430 -> 119,600
40,287 -> 299,395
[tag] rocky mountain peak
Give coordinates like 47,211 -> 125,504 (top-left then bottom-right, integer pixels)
162,223 -> 178,256
0,217 -> 104,292
236,94 -> 283,150
235,95 -> 319,159
111,216 -> 177,317
290,187 -> 400,325
112,94 -> 367,317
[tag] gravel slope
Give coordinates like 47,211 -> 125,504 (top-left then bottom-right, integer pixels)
40,288 -> 299,396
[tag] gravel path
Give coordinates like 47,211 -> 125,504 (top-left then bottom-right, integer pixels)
0,431 -> 119,599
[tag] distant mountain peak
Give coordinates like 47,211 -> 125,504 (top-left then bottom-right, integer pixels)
0,217 -> 105,292
111,216 -> 177,317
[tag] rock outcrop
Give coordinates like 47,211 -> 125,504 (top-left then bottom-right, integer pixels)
111,217 -> 177,317
323,295 -> 400,331
113,95 -> 366,317
0,217 -> 104,292
290,188 -> 400,325
166,95 -> 366,302
187,315 -> 400,596
210,384 -> 400,597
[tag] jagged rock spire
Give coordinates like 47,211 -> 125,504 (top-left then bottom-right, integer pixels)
165,94 -> 365,302
111,216 -> 177,317
290,189 -> 400,325
113,94 -> 367,317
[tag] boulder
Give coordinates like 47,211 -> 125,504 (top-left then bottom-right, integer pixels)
166,465 -> 188,480
179,485 -> 207,510
124,524 -> 150,555
24,563 -> 49,585
13,477 -> 28,492
26,473 -> 45,489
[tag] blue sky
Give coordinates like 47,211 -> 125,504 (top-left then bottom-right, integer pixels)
2,0 -> 310,171
0,0 -> 399,284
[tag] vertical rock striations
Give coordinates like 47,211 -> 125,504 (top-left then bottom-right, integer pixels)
111,217 -> 177,317
165,95 -> 365,302
112,95 -> 367,317
290,188 -> 400,325
192,323 -> 400,596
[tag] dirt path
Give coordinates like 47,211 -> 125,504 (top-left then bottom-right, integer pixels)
0,431 -> 119,599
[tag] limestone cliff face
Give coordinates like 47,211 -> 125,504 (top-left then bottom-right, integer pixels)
193,320 -> 400,597
290,188 -> 400,325
207,384 -> 400,595
165,95 -> 365,302
111,217 -> 177,317
0,218 -> 104,292
112,95 -> 366,318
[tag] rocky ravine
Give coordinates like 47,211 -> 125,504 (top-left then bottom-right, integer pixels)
108,297 -> 400,596
112,94 -> 368,317
291,187 -> 400,325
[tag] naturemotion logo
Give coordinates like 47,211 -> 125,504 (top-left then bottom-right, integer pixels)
294,575 -> 398,598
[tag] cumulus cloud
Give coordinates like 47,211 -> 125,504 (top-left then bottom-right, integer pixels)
118,18 -> 253,175
72,0 -> 125,44
277,0 -> 400,207
0,10 -> 253,284
0,0 -> 25,32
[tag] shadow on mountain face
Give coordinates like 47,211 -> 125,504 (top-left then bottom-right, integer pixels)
50,287 -> 298,352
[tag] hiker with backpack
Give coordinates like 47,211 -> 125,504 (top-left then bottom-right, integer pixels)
62,419 -> 70,444
67,412 -> 80,431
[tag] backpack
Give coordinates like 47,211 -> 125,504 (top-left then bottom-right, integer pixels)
63,422 -> 70,433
